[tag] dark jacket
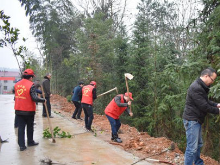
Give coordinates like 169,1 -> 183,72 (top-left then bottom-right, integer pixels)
183,78 -> 219,124
72,85 -> 82,102
42,77 -> 51,97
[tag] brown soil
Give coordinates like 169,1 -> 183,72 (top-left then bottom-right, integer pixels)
51,94 -> 220,165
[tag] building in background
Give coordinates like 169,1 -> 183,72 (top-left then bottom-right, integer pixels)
0,68 -> 20,94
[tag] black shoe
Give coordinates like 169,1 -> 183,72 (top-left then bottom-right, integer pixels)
20,146 -> 27,151
72,116 -> 76,119
113,138 -> 122,143
42,115 -> 47,117
28,141 -> 39,146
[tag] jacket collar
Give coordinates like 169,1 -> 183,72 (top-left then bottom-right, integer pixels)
197,78 -> 210,93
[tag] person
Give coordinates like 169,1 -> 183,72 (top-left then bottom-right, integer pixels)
79,81 -> 97,131
42,73 -> 53,118
182,67 -> 220,165
71,81 -> 84,120
105,92 -> 133,143
14,69 -> 45,151
34,80 -> 42,105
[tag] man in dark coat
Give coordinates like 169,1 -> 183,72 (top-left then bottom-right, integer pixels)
42,73 -> 53,118
182,67 -> 220,165
71,81 -> 84,120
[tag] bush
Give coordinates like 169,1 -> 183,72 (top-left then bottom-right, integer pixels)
66,95 -> 72,102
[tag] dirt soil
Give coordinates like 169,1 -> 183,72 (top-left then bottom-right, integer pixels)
51,94 -> 220,165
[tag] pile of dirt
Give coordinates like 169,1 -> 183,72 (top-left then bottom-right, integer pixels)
51,94 -> 220,165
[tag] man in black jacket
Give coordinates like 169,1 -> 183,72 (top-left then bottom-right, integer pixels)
182,67 -> 220,165
42,73 -> 53,118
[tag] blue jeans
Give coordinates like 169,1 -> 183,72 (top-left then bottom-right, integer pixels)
183,119 -> 204,165
106,115 -> 121,136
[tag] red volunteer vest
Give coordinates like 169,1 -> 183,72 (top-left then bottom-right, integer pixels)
14,79 -> 36,111
81,85 -> 95,105
105,94 -> 127,119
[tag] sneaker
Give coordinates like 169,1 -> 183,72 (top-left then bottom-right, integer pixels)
28,141 -> 39,146
72,116 -> 76,119
20,146 -> 27,151
49,116 -> 54,118
86,129 -> 94,132
113,138 -> 122,143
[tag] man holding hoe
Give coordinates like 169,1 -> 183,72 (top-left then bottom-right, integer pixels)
105,92 -> 133,143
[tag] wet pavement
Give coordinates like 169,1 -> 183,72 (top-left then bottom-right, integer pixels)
0,95 -> 152,165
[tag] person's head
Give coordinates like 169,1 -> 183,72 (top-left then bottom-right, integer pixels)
44,73 -> 52,79
200,67 -> 217,86
124,92 -> 133,102
79,81 -> 84,87
90,81 -> 97,88
22,69 -> 35,81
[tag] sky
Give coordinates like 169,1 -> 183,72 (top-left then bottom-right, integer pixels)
0,0 -> 140,70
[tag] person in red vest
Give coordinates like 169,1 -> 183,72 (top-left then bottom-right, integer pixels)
105,92 -> 133,143
79,81 -> 97,131
14,69 -> 45,151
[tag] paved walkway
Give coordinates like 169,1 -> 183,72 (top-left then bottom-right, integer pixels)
0,95 -> 151,165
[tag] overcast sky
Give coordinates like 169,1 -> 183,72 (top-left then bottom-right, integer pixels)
0,0 -> 140,70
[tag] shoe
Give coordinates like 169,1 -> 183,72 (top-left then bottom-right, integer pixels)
28,141 -> 39,146
77,118 -> 83,120
49,116 -> 54,118
72,116 -> 76,119
42,115 -> 47,117
20,146 -> 27,151
113,138 -> 122,143
86,129 -> 94,132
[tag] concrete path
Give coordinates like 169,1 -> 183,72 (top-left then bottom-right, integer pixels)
0,95 -> 152,165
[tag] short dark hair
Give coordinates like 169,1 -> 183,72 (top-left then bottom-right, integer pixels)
201,67 -> 217,76
79,81 -> 84,85
23,75 -> 34,79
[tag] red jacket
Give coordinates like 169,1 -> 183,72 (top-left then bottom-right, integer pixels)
81,85 -> 95,105
105,94 -> 127,119
14,79 -> 36,111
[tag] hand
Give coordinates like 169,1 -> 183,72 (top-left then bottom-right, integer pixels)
50,94 -> 53,97
129,112 -> 133,117
217,104 -> 220,108
127,101 -> 131,106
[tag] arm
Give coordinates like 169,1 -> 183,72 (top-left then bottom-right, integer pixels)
36,89 -> 42,94
192,88 -> 219,114
78,89 -> 82,100
30,85 -> 45,102
93,88 -> 97,100
114,95 -> 128,107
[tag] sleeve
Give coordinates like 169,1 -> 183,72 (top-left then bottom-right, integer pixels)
191,88 -> 219,114
78,88 -> 82,100
43,80 -> 51,96
93,88 -> 97,100
36,89 -> 42,94
30,85 -> 45,102
114,95 -> 128,107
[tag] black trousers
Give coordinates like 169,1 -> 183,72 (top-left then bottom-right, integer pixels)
43,97 -> 51,116
82,103 -> 94,130
72,101 -> 82,118
17,115 -> 35,147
